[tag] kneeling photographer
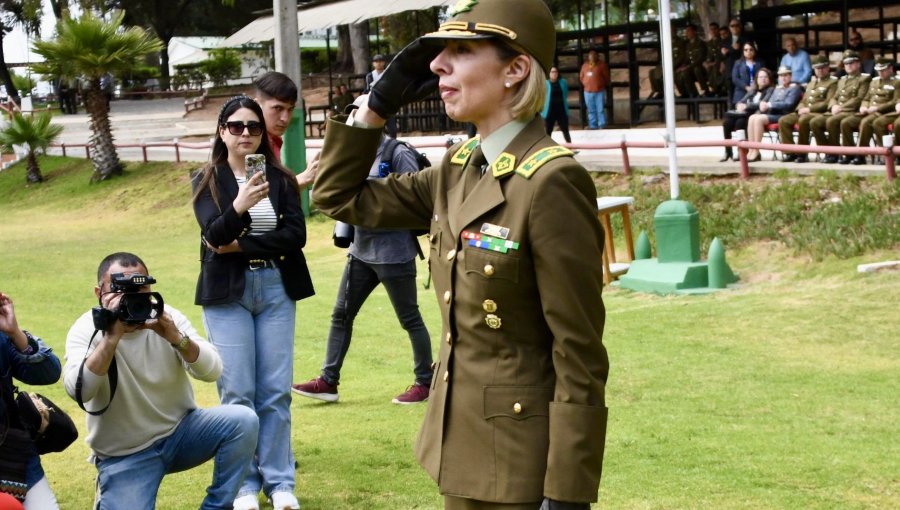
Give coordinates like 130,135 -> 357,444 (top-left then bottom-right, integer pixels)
64,252 -> 259,510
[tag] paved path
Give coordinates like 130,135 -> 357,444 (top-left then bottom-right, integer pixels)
40,98 -> 893,179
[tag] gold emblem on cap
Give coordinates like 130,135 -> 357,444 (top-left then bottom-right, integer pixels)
485,314 -> 502,329
450,0 -> 478,16
483,299 -> 497,313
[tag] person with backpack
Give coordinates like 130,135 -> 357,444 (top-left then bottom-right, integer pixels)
291,134 -> 433,405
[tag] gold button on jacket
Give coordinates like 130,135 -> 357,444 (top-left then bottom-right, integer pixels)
314,116 -> 609,504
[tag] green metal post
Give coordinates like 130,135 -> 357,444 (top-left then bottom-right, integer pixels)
283,107 -> 309,217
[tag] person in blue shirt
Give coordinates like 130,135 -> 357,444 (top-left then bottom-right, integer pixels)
0,292 -> 61,509
541,66 -> 572,143
779,37 -> 812,85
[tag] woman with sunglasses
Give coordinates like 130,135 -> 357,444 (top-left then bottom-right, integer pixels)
731,42 -> 765,105
191,96 -> 314,510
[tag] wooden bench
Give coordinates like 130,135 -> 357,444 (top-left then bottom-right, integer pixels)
306,104 -> 331,137
632,96 -> 728,126
184,91 -> 208,114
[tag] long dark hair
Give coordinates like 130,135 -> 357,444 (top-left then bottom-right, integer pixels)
191,95 -> 300,207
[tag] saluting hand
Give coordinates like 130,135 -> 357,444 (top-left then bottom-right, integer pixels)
368,38 -> 441,120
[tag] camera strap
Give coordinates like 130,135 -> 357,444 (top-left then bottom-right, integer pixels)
74,329 -> 118,416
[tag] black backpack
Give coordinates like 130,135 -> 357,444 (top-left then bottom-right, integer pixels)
378,139 -> 431,249
378,139 -> 431,176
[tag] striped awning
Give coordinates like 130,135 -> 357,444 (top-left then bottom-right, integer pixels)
220,0 -> 456,47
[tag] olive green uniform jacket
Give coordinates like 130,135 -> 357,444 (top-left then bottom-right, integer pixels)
314,116 -> 609,504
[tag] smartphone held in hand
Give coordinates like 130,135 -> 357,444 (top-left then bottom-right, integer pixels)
245,154 -> 267,182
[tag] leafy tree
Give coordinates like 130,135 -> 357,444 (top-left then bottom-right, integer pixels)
200,49 -> 240,87
97,0 -> 269,90
32,11 -> 163,182
0,0 -> 42,105
0,112 -> 63,183
10,69 -> 34,95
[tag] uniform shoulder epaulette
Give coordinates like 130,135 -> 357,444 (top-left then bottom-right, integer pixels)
514,145 -> 574,179
861,74 -> 873,81
450,137 -> 480,166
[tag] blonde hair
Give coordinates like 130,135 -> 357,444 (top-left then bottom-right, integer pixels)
493,40 -> 547,121
509,55 -> 547,121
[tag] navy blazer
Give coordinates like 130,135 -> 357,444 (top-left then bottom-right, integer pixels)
765,83 -> 803,115
731,58 -> 766,104
192,164 -> 314,306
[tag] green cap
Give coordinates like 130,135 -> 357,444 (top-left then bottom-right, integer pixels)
811,54 -> 830,68
842,50 -> 860,64
874,57 -> 894,71
421,0 -> 556,74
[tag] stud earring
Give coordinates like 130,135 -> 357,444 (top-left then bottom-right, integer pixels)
504,81 -> 512,88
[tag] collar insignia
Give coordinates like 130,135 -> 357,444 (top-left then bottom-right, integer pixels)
450,137 -> 480,166
491,152 -> 516,178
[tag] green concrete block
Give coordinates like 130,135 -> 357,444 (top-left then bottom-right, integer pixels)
283,108 -> 309,216
654,200 -> 700,263
617,258 -> 710,294
635,230 -> 652,260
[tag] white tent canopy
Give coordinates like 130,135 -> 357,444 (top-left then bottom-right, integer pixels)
221,0 -> 455,48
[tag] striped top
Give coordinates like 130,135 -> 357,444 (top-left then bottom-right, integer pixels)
236,176 -> 277,235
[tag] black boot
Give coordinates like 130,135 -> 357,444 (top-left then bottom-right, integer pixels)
823,155 -> 838,164
851,156 -> 866,165
719,151 -> 733,162
838,155 -> 852,165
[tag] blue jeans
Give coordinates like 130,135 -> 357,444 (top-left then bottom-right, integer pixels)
202,267 -> 297,498
94,406 -> 259,510
321,256 -> 432,386
584,90 -> 606,129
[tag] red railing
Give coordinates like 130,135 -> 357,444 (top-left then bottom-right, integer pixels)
44,137 -> 897,181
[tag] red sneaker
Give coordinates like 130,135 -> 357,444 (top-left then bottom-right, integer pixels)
291,377 -> 338,402
392,383 -> 429,405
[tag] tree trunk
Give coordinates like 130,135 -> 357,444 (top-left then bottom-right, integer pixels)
349,22 -> 370,75
336,24 -> 353,72
25,151 -> 43,183
0,32 -> 21,105
159,37 -> 172,91
48,0 -> 69,20
85,80 -> 123,182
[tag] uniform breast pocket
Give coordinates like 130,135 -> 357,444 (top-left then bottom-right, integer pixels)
464,249 -> 519,283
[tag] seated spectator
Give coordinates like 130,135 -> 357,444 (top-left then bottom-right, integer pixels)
779,37 -> 812,85
811,50 -> 872,164
731,42 -> 765,105
64,252 -> 259,510
721,67 -> 775,161
332,84 -> 353,114
746,66 -> 803,160
0,292 -> 61,509
779,55 -> 838,163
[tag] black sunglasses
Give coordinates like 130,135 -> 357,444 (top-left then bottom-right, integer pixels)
223,121 -> 264,136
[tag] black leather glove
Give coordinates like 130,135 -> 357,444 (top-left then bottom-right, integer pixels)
540,498 -> 591,510
368,38 -> 441,120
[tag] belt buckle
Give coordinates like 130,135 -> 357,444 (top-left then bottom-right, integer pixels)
248,259 -> 268,270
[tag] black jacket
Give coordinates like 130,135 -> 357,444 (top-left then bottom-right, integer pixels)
192,164 -> 314,305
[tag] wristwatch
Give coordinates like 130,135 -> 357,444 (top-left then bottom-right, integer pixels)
173,334 -> 191,352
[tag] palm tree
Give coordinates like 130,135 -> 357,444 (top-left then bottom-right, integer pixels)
0,113 -> 63,183
32,11 -> 162,182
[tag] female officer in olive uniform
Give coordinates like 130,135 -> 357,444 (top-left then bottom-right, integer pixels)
312,1 -> 609,508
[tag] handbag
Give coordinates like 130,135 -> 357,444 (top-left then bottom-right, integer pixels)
15,391 -> 78,455
0,421 -> 30,501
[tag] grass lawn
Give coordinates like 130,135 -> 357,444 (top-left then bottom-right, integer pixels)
0,157 -> 897,509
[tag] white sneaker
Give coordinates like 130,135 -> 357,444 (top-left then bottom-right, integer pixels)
271,491 -> 300,510
233,493 -> 260,510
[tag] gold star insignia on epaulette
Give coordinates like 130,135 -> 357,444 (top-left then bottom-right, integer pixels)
450,0 -> 478,16
491,152 -> 516,178
450,137 -> 480,167
515,146 -> 574,179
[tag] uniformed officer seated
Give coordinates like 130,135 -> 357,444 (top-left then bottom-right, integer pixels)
809,50 -> 872,164
843,57 -> 900,165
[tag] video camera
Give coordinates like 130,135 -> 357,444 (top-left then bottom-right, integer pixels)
92,273 -> 165,331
